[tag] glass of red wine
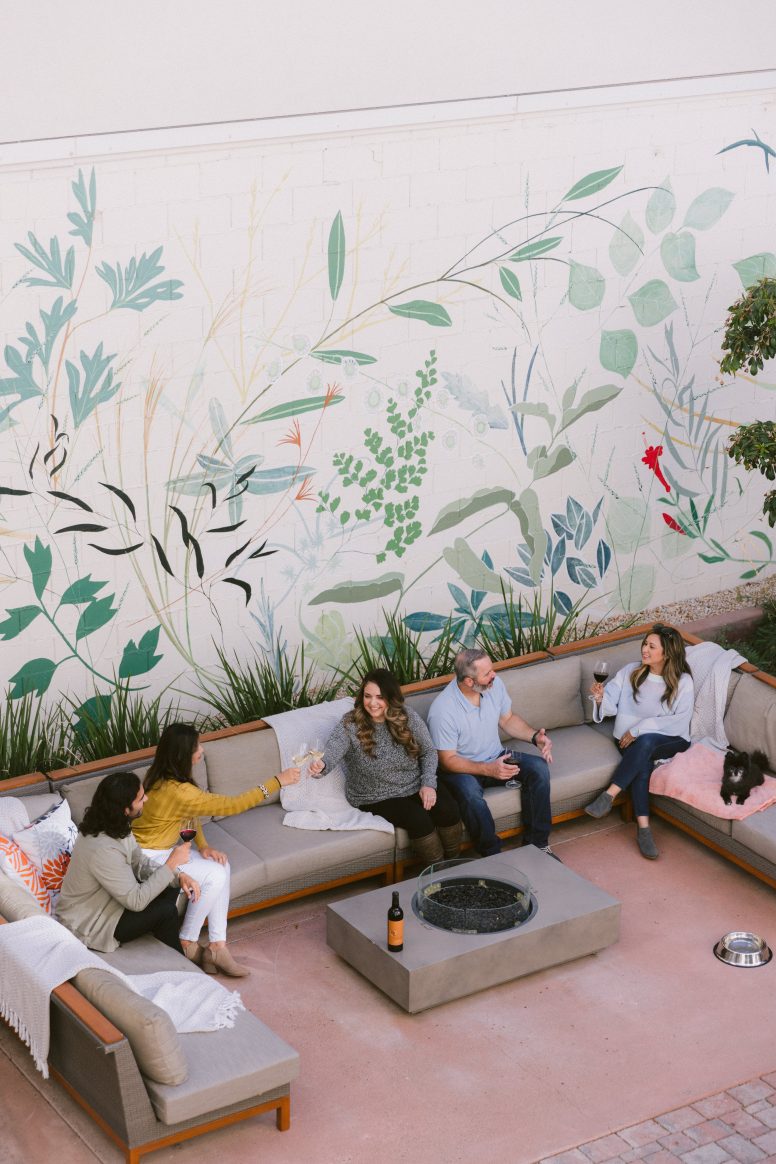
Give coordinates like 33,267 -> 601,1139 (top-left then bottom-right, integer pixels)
179,817 -> 198,844
590,659 -> 609,702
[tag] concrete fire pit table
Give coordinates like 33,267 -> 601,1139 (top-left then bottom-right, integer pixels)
326,846 -> 620,1013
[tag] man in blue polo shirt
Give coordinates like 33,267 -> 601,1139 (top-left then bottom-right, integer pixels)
427,648 -> 555,859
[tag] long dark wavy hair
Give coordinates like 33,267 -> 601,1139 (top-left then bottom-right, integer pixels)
348,668 -> 420,759
80,771 -> 141,839
144,723 -> 199,793
630,624 -> 691,706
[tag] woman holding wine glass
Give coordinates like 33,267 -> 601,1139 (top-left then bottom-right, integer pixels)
584,624 -> 693,859
132,723 -> 300,976
308,668 -> 462,866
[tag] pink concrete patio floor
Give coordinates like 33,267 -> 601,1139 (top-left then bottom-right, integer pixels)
2,812 -> 776,1164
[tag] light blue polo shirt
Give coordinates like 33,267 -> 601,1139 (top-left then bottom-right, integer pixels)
427,676 -> 511,763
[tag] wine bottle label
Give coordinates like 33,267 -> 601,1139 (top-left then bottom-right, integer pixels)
388,920 -> 404,947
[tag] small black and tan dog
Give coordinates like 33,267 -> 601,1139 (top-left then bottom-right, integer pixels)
721,747 -> 770,805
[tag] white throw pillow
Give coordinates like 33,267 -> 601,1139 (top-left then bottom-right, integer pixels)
0,797 -> 30,838
13,799 -> 78,893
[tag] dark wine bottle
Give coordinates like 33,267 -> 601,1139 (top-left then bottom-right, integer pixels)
387,891 -> 404,952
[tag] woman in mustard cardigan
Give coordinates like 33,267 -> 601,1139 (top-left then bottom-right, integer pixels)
133,723 -> 299,977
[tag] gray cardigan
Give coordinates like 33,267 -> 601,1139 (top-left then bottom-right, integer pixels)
56,832 -> 177,952
323,708 -> 438,807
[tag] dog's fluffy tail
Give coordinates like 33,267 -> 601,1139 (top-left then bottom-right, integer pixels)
753,750 -> 771,772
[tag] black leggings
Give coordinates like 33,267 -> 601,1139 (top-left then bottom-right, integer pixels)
360,784 -> 460,839
114,885 -> 183,954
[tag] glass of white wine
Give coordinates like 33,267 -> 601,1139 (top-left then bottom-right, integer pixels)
308,739 -> 325,778
292,742 -> 310,774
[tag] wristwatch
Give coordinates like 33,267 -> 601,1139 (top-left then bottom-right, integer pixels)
530,730 -> 540,747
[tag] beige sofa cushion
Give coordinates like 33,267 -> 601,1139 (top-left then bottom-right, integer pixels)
0,871 -> 48,919
203,730 -> 282,800
498,655 -> 584,730
731,806 -> 776,865
725,674 -> 776,760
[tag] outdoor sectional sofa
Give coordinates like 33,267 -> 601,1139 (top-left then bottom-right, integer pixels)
2,624 -> 776,1162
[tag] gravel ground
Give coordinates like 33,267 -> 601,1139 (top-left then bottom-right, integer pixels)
595,570 -> 776,635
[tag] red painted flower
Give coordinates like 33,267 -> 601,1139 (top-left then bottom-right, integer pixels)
661,512 -> 686,535
642,445 -> 671,493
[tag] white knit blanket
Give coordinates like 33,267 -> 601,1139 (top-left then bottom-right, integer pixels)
0,915 -> 244,1077
265,701 -> 394,834
687,640 -> 745,752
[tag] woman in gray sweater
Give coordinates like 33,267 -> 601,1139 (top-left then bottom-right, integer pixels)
310,668 -> 462,865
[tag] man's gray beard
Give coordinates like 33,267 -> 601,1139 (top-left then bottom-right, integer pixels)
471,680 -> 492,694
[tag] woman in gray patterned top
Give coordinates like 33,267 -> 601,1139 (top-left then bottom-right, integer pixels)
310,669 -> 462,865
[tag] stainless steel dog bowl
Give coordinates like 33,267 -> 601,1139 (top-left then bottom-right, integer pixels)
713,931 -> 772,968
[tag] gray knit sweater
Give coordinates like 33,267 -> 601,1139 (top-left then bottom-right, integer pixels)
323,708 -> 438,807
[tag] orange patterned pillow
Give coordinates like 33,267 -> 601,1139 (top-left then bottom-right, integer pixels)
0,834 -> 52,913
13,800 -> 77,893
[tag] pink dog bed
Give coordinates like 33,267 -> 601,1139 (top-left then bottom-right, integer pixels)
650,743 -> 776,820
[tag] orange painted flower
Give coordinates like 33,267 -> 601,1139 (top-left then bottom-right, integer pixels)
642,444 -> 671,493
278,418 -> 302,448
295,476 -> 316,503
323,382 -> 342,407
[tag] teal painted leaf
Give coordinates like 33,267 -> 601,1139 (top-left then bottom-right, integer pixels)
430,488 -> 515,536
596,539 -> 612,577
568,262 -> 605,311
96,246 -> 184,311
645,179 -> 675,233
0,344 -> 43,402
328,211 -> 345,301
532,446 -> 575,480
15,233 -> 75,289
628,280 -> 677,327
509,237 -> 562,262
599,330 -> 638,378
403,612 -> 452,633
661,232 -> 700,282
119,626 -> 163,678
510,487 -> 547,585
67,343 -> 121,428
443,539 -> 503,594
310,573 -> 404,605
19,297 -> 78,374
9,658 -> 57,699
609,212 -> 644,276
682,188 -> 734,230
0,606 -> 41,640
60,575 -> 108,606
23,538 -> 52,599
498,267 -> 522,300
75,595 -> 117,642
310,349 -> 376,366
567,556 -> 596,588
733,253 -> 776,288
388,300 -> 452,327
73,695 -> 112,739
244,395 -> 344,424
562,166 -> 623,201
560,384 -> 623,431
69,168 -> 97,246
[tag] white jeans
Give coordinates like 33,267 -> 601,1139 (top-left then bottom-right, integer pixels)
142,848 -> 231,944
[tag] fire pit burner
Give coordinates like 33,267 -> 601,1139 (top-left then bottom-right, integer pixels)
413,862 -> 536,934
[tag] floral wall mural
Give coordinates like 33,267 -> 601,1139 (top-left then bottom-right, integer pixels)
0,90 -> 774,728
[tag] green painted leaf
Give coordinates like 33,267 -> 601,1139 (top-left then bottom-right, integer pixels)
568,262 -> 605,311
682,188 -> 734,230
645,179 -> 675,233
119,626 -> 163,678
608,496 -> 649,552
562,166 -> 623,201
498,267 -> 522,300
442,539 -> 503,594
609,212 -> 644,276
328,211 -> 345,301
75,595 -> 117,642
628,279 -> 677,327
510,488 -> 547,585
733,253 -> 776,289
660,232 -> 700,282
560,384 -> 622,430
23,537 -> 52,599
0,606 -> 41,641
310,349 -> 376,366
9,657 -> 57,699
599,330 -> 638,378
309,573 -> 404,606
532,446 -> 575,480
509,237 -> 562,262
510,402 -> 556,428
430,488 -> 516,536
95,246 -> 183,312
245,395 -> 345,424
243,466 -> 315,496
72,694 -> 112,739
60,575 -> 108,606
617,562 -> 656,613
388,300 -> 452,327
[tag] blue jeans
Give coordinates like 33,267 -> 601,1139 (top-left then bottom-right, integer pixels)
440,750 -> 552,856
612,733 -> 690,817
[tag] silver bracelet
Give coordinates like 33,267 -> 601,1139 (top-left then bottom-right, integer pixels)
258,782 -> 271,798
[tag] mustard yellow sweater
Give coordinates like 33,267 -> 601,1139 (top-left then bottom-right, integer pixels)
131,777 -> 280,850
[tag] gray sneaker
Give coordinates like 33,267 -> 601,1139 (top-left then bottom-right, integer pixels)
585,790 -> 614,819
637,826 -> 659,860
